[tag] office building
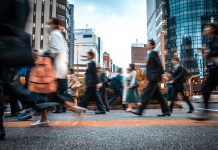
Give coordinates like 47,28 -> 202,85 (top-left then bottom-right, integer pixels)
131,43 -> 146,72
165,0 -> 218,74
67,4 -> 75,68
146,0 -> 167,68
26,0 -> 68,52
74,29 -> 101,76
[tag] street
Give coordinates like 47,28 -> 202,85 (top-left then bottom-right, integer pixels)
1,104 -> 218,150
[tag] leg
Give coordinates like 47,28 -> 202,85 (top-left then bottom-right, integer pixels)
78,88 -> 90,108
0,73 -> 5,140
180,91 -> 194,113
153,87 -> 171,115
101,90 -> 109,111
201,73 -> 216,109
93,88 -> 106,113
169,101 -> 175,113
137,82 -> 159,114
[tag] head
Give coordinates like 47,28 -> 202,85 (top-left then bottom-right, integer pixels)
69,68 -> 74,74
203,23 -> 218,37
117,68 -> 123,74
171,57 -> 179,66
46,18 -> 61,33
126,68 -> 131,74
129,64 -> 136,71
146,39 -> 156,51
87,50 -> 95,60
97,64 -> 103,73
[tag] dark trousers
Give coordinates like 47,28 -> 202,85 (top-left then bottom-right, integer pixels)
108,90 -> 122,106
139,82 -> 170,114
79,87 -> 105,112
201,67 -> 218,109
170,90 -> 194,112
0,72 -> 5,131
100,89 -> 109,110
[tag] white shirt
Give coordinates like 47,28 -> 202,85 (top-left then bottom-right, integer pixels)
48,30 -> 69,79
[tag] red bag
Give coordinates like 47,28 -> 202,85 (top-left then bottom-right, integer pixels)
29,56 -> 57,93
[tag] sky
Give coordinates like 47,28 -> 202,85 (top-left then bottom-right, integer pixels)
69,0 -> 147,68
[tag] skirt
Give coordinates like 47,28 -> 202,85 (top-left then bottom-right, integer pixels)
125,87 -> 140,103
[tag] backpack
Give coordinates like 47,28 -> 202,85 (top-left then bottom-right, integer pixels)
28,56 -> 57,93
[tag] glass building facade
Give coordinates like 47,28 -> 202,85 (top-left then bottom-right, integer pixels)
165,0 -> 218,74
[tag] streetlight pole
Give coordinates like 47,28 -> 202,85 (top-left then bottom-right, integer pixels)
76,45 -> 80,77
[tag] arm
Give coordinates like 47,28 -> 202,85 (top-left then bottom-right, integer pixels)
130,71 -> 136,87
48,32 -> 62,57
172,67 -> 184,82
153,51 -> 164,75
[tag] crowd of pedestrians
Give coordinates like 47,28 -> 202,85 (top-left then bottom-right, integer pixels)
0,0 -> 218,141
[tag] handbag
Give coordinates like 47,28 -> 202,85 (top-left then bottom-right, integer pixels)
28,56 -> 57,93
0,24 -> 34,69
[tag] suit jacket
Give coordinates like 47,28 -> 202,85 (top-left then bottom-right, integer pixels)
85,60 -> 99,88
99,72 -> 108,93
172,65 -> 186,92
146,51 -> 164,82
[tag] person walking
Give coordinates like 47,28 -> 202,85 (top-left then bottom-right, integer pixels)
131,39 -> 171,117
67,68 -> 81,105
193,23 -> 218,120
108,68 -> 124,108
78,50 -> 106,114
97,65 -> 110,112
125,64 -> 140,112
31,18 -> 86,126
169,57 -> 194,113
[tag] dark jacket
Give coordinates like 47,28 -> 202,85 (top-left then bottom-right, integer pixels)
172,65 -> 186,92
208,36 -> 218,58
0,0 -> 30,31
85,60 -> 99,88
146,51 -> 164,82
99,72 -> 107,93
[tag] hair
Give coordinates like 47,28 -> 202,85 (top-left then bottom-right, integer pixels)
117,68 -> 123,73
148,39 -> 156,48
129,64 -> 136,71
69,68 -> 74,74
87,50 -> 95,59
207,23 -> 218,35
172,57 -> 179,62
96,64 -> 102,70
50,18 -> 61,29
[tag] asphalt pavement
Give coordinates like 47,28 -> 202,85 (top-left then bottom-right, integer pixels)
1,103 -> 218,150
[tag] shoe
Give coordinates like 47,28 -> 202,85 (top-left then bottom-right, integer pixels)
0,127 -> 6,140
190,110 -> 210,121
106,109 -> 110,112
95,110 -> 106,114
157,114 -> 171,117
130,109 -> 142,116
30,120 -> 49,127
126,109 -> 133,112
187,109 -> 194,113
72,106 -> 87,114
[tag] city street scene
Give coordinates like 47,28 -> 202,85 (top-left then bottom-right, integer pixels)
0,0 -> 218,150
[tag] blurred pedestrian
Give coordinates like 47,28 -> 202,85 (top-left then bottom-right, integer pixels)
31,18 -> 86,126
67,68 -> 81,105
0,0 -> 31,140
78,50 -> 106,114
97,65 -> 110,112
125,64 -> 141,112
170,57 -> 194,113
108,68 -> 124,109
131,40 -> 171,117
193,23 -> 218,120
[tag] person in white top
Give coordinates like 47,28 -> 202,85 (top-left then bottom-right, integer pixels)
31,18 -> 86,126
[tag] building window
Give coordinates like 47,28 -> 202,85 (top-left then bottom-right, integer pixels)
83,35 -> 92,38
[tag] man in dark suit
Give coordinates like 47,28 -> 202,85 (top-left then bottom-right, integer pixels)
169,57 -> 194,113
0,0 -> 30,140
79,50 -> 106,114
131,40 -> 171,117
